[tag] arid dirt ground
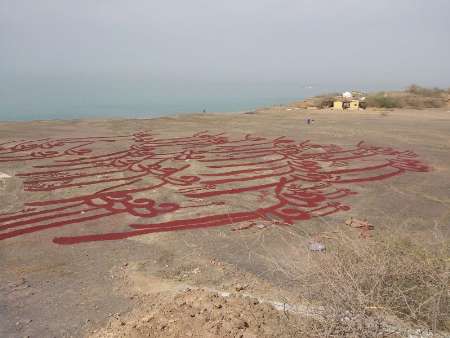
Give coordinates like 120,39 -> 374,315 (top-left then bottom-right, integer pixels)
1,107 -> 449,337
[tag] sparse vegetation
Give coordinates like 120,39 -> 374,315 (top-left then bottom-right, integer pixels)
293,85 -> 449,110
277,227 -> 450,337
366,92 -> 401,108
406,84 -> 450,97
312,93 -> 339,109
366,86 -> 448,109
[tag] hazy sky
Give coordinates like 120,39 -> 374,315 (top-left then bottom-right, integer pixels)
0,0 -> 449,119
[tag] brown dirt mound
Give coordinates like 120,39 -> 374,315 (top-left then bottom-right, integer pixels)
89,288 -> 300,338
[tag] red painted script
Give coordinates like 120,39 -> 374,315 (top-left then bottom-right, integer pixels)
0,131 -> 428,245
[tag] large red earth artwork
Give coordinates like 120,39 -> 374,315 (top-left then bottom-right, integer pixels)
0,131 -> 429,245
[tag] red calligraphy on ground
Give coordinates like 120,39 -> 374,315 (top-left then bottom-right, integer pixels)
0,131 -> 429,245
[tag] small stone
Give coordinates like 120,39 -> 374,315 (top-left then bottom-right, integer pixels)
142,315 -> 154,322
234,319 -> 249,329
235,284 -> 246,292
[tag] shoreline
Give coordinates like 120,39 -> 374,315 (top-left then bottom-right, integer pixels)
1,106 -> 449,125
3,85 -> 449,123
0,109 -> 253,124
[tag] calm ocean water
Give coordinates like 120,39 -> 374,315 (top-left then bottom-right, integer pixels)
0,78 -> 325,121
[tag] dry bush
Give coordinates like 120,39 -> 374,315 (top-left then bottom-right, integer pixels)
398,94 -> 446,109
274,226 -> 449,337
366,91 -> 447,109
312,94 -> 338,109
406,85 -> 447,98
306,231 -> 448,336
366,93 -> 401,109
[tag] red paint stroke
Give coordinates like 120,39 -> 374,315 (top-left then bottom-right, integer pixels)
0,131 -> 429,245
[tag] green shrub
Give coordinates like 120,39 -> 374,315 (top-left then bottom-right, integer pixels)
366,93 -> 400,108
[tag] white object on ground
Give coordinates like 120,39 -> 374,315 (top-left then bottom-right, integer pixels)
309,242 -> 326,252
342,91 -> 352,98
0,172 -> 11,178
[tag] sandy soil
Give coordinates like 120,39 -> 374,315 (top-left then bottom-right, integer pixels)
89,288 -> 301,338
0,107 -> 449,337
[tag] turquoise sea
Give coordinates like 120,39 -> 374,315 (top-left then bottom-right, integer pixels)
0,77 -> 331,121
